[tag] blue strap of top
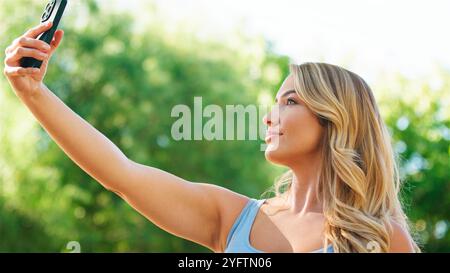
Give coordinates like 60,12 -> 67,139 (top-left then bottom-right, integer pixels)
224,198 -> 334,253
225,198 -> 265,253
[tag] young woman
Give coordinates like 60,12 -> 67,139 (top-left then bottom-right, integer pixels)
4,22 -> 420,253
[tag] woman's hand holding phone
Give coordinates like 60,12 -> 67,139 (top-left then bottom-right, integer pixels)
3,22 -> 64,98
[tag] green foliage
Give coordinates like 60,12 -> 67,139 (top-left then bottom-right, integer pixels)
375,72 -> 450,252
0,0 -> 448,252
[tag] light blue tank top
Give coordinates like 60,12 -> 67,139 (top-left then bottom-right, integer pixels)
224,198 -> 334,253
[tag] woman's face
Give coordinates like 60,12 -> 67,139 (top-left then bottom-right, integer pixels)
263,74 -> 325,166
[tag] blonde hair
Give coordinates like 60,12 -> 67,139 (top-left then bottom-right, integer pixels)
262,62 -> 420,253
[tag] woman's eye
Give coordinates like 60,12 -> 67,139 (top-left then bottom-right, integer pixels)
286,98 -> 297,105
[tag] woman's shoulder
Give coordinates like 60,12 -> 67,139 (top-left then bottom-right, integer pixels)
260,195 -> 290,215
387,220 -> 416,253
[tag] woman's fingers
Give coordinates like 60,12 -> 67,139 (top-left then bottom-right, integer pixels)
5,22 -> 53,55
23,21 -> 53,39
17,36 -> 51,52
4,66 -> 39,77
5,36 -> 50,55
4,22 -> 54,66
3,23 -> 63,80
5,29 -> 64,65
49,29 -> 64,52
6,47 -> 48,64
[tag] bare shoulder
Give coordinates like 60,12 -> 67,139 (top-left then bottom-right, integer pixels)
388,220 -> 416,253
202,183 -> 250,212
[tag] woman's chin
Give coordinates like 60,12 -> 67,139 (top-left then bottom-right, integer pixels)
264,147 -> 284,165
264,136 -> 288,164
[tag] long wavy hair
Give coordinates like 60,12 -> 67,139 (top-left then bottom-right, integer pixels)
262,62 -> 420,253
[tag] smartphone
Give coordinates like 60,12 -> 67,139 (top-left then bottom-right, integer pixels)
20,0 -> 68,68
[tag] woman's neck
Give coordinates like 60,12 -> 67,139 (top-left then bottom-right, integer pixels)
287,152 -> 324,215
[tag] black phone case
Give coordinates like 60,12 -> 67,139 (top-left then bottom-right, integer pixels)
20,0 -> 67,68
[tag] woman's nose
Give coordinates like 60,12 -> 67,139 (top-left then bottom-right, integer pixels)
263,113 -> 272,126
263,105 -> 280,126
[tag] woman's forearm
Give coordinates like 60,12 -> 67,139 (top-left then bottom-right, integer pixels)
17,83 -> 131,192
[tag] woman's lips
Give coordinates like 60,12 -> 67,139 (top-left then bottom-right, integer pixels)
265,131 -> 283,143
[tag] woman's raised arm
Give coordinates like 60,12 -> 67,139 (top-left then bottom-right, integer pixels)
3,22 -> 249,252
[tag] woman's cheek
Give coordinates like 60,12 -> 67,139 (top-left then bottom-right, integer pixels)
284,112 -> 322,153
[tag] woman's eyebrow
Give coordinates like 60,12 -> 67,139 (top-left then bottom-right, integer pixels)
275,89 -> 297,103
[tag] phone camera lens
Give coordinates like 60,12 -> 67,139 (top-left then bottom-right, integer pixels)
41,0 -> 56,22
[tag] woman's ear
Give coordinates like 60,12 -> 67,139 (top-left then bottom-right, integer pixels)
318,115 -> 328,127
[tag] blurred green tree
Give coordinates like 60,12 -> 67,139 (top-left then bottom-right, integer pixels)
375,71 -> 450,252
